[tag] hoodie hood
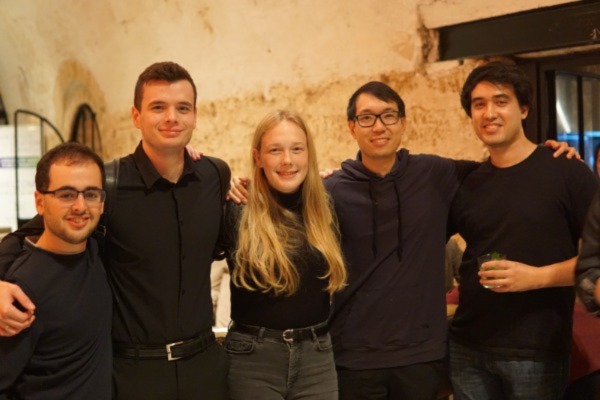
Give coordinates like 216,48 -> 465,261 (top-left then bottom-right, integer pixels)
340,148 -> 409,260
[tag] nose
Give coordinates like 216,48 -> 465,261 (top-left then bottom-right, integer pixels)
71,192 -> 87,211
484,103 -> 497,119
282,150 -> 292,165
165,106 -> 177,121
372,115 -> 387,131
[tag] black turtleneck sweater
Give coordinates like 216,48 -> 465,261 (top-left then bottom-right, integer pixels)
222,189 -> 330,329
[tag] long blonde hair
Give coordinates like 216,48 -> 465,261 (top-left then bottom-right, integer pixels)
233,110 -> 346,296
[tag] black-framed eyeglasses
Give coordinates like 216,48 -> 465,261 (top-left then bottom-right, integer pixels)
354,111 -> 401,127
39,188 -> 106,205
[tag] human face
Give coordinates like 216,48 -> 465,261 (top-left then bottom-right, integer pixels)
253,120 -> 309,194
35,162 -> 104,254
348,93 -> 405,171
470,81 -> 529,149
132,79 -> 197,155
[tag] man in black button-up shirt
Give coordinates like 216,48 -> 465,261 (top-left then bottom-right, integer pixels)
0,62 -> 230,399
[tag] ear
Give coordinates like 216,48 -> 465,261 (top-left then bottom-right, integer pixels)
252,148 -> 263,168
399,117 -> 407,132
35,191 -> 45,216
520,105 -> 529,120
348,120 -> 358,140
132,106 -> 141,129
192,107 -> 198,129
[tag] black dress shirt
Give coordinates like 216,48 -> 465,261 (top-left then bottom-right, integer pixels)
107,143 -> 226,345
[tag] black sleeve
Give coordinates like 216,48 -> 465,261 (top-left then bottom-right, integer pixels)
0,215 -> 44,279
576,191 -> 600,316
213,200 -> 242,261
453,159 -> 481,183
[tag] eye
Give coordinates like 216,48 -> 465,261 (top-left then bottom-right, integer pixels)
268,148 -> 281,154
56,189 -> 77,201
381,112 -> 398,122
357,115 -> 375,123
292,146 -> 305,153
83,190 -> 101,201
178,105 -> 192,112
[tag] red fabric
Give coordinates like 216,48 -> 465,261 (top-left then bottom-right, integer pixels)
446,286 -> 459,304
570,302 -> 600,382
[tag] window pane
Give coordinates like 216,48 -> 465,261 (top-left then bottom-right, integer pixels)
583,77 -> 600,175
555,73 -> 579,151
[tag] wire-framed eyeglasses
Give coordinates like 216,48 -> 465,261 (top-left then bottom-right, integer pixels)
39,188 -> 106,205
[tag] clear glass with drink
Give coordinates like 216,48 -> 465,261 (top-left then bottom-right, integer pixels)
477,252 -> 506,289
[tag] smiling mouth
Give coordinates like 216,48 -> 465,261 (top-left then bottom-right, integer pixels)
277,171 -> 298,178
371,137 -> 389,145
66,216 -> 90,228
159,128 -> 183,135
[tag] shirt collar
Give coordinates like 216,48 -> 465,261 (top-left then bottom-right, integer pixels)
132,142 -> 199,188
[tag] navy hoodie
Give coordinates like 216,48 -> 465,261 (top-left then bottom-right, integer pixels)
325,148 -> 477,370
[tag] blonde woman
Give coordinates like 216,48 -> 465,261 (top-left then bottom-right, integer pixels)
221,110 -> 346,399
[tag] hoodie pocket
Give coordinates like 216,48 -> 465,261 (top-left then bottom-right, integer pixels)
340,285 -> 430,350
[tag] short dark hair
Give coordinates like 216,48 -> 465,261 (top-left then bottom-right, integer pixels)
36,142 -> 105,191
346,81 -> 406,121
461,62 -> 533,117
133,62 -> 197,111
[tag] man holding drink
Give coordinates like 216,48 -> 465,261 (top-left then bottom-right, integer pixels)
448,62 -> 598,399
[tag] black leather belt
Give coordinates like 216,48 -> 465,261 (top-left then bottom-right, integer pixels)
229,321 -> 328,343
113,331 -> 215,361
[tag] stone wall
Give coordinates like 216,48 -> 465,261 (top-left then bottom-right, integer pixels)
0,0 -> 580,175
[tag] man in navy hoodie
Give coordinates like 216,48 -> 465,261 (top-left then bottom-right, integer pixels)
324,81 -> 477,399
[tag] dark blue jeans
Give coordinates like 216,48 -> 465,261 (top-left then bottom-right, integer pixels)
449,340 -> 569,400
225,329 -> 338,399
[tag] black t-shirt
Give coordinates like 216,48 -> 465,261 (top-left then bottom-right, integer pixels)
450,147 -> 598,359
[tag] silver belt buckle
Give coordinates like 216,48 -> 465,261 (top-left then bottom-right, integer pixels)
166,340 -> 184,361
282,329 -> 295,343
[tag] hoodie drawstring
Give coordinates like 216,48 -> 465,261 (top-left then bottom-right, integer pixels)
368,178 -> 402,262
394,179 -> 403,261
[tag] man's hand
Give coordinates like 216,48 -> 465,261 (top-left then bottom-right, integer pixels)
319,168 -> 338,179
544,139 -> 581,160
228,176 -> 250,204
0,281 -> 35,336
185,145 -> 203,161
479,259 -> 542,292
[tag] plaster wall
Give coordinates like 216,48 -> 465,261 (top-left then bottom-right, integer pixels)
0,0 -> 580,175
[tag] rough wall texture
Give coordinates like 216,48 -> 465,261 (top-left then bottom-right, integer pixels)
102,60 -> 483,176
0,0 -> 579,175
